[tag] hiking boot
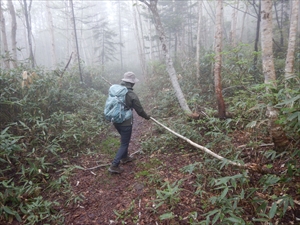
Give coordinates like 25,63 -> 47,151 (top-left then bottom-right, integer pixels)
120,156 -> 135,164
108,165 -> 123,174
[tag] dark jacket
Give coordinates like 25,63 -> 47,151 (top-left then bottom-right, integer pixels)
114,81 -> 149,126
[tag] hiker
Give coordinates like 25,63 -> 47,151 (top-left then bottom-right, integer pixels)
108,71 -> 151,173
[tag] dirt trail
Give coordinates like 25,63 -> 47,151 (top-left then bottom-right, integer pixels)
64,113 -> 157,225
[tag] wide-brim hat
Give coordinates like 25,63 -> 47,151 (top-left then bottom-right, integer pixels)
122,71 -> 139,84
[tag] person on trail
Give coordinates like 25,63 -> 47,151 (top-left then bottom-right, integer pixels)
108,71 -> 151,174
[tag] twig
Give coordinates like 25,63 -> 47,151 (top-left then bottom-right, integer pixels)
60,52 -> 73,78
136,198 -> 142,225
84,163 -> 110,170
130,149 -> 143,156
100,75 -> 113,86
237,143 -> 274,149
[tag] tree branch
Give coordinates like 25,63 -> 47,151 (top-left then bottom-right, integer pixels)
150,117 -> 271,174
139,0 -> 150,7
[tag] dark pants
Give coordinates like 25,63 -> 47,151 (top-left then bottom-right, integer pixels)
112,125 -> 132,166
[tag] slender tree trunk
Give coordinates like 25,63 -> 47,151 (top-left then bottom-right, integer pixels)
66,1 -> 76,65
141,0 -> 196,118
188,0 -> 193,57
261,0 -> 276,85
69,0 -> 83,82
253,0 -> 261,71
118,1 -> 123,71
214,0 -> 226,119
23,0 -> 35,68
196,0 -> 202,83
132,1 -> 145,77
7,0 -> 17,68
101,28 -> 105,73
230,0 -> 239,47
46,1 -> 57,69
284,0 -> 299,83
0,1 -> 10,69
274,0 -> 284,48
147,8 -> 155,75
261,0 -> 289,150
136,0 -> 146,76
239,2 -> 248,42
148,10 -> 153,62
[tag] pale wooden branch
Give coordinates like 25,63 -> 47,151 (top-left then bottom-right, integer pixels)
130,149 -> 143,156
100,75 -> 112,86
84,163 -> 110,170
237,143 -> 274,149
150,117 -> 272,173
150,117 -> 244,167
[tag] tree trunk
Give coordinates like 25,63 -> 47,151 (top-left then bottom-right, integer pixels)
66,1 -> 76,66
23,0 -> 35,68
7,0 -> 17,68
284,0 -> 299,82
239,2 -> 248,42
0,2 -> 10,69
69,0 -> 83,82
214,0 -> 226,119
188,0 -> 193,57
196,0 -> 202,83
101,28 -> 105,73
118,1 -> 123,71
253,0 -> 261,72
274,0 -> 283,47
46,1 -> 57,69
132,1 -> 145,77
148,9 -> 153,63
135,0 -> 146,77
230,0 -> 239,47
140,0 -> 196,118
261,0 -> 289,150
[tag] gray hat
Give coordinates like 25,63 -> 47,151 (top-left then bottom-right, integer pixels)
122,71 -> 139,84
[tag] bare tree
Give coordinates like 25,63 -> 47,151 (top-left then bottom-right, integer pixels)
7,0 -> 17,68
23,0 -> 35,68
118,1 -> 123,71
284,0 -> 299,84
230,0 -> 239,47
214,0 -> 226,119
239,2 -> 248,42
261,0 -> 289,150
0,1 -> 10,69
69,0 -> 83,82
274,0 -> 288,48
133,0 -> 146,77
46,1 -> 57,69
252,0 -> 261,72
140,0 -> 197,118
196,0 -> 202,83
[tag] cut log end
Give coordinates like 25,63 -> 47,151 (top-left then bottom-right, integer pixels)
187,112 -> 200,120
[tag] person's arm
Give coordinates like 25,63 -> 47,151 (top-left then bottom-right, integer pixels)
128,92 -> 150,119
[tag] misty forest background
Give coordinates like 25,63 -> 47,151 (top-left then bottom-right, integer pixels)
0,0 -> 300,224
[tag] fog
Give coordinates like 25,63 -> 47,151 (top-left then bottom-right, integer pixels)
0,0 -> 297,77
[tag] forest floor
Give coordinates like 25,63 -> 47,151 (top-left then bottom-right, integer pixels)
62,112 -> 300,225
63,113 -> 210,225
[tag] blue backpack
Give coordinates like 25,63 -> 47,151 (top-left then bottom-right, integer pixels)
104,84 -> 132,123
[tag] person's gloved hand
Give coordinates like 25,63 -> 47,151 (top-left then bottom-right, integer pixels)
146,115 -> 151,120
